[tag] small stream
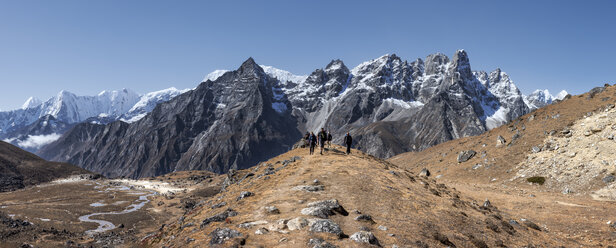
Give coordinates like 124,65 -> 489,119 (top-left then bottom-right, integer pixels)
79,183 -> 155,235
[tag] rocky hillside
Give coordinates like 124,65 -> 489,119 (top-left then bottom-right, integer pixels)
390,84 -> 614,196
146,146 -> 563,247
40,58 -> 301,178
0,141 -> 94,192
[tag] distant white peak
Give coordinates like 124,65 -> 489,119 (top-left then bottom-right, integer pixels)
554,90 -> 569,100
203,70 -> 230,82
260,65 -> 307,84
21,96 -> 43,109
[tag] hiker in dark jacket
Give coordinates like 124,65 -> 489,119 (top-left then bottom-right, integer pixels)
303,132 -> 310,147
318,128 -> 327,155
327,131 -> 332,148
343,132 -> 352,155
309,132 -> 317,155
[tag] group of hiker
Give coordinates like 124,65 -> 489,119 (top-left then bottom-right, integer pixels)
303,128 -> 353,155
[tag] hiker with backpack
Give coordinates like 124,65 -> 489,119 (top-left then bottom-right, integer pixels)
318,128 -> 328,155
303,132 -> 310,147
343,132 -> 352,155
309,132 -> 317,155
327,131 -> 332,148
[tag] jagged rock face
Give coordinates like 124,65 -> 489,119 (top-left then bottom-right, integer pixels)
298,50 -> 526,157
40,58 -> 301,178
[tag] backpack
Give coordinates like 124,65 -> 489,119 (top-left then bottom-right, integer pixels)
320,131 -> 327,140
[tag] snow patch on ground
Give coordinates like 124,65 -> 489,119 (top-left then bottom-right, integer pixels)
109,179 -> 188,195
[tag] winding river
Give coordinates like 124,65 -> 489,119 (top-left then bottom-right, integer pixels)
78,184 -> 155,235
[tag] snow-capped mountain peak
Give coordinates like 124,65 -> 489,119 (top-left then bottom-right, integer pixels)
21,97 -> 42,110
523,89 -> 569,110
260,65 -> 308,85
120,87 -> 189,123
203,70 -> 229,82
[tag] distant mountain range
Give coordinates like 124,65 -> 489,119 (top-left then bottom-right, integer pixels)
0,88 -> 188,152
31,50 -> 568,178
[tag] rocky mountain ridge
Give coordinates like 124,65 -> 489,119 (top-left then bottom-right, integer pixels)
40,58 -> 300,178
41,50 -> 568,178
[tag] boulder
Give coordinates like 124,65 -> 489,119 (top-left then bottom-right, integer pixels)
457,150 -> 476,163
308,238 -> 337,248
301,199 -> 348,218
350,231 -> 380,246
354,214 -> 374,223
209,228 -> 243,245
308,218 -> 343,237
201,208 -> 238,227
287,217 -> 308,230
418,168 -> 430,177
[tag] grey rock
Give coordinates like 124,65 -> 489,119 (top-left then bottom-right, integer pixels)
354,214 -> 374,222
457,150 -> 476,162
236,191 -> 253,201
292,185 -> 324,192
301,199 -> 348,218
238,220 -> 268,229
418,168 -> 430,177
308,218 -> 343,237
482,199 -> 492,208
255,228 -> 268,235
211,202 -> 226,209
350,231 -> 380,246
520,218 -> 541,231
472,164 -> 483,170
308,238 -> 337,248
287,217 -> 308,230
201,208 -> 238,227
264,206 -> 280,215
603,175 -> 615,184
531,146 -> 541,153
209,227 -> 242,245
562,188 -> 573,194
377,225 -> 388,231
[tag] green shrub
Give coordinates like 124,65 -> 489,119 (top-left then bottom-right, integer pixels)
526,176 -> 545,185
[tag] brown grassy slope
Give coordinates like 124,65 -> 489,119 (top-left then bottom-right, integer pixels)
148,146 -> 564,247
0,141 -> 93,191
389,84 -> 616,190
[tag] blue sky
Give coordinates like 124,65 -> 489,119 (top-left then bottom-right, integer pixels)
1,0 -> 614,110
